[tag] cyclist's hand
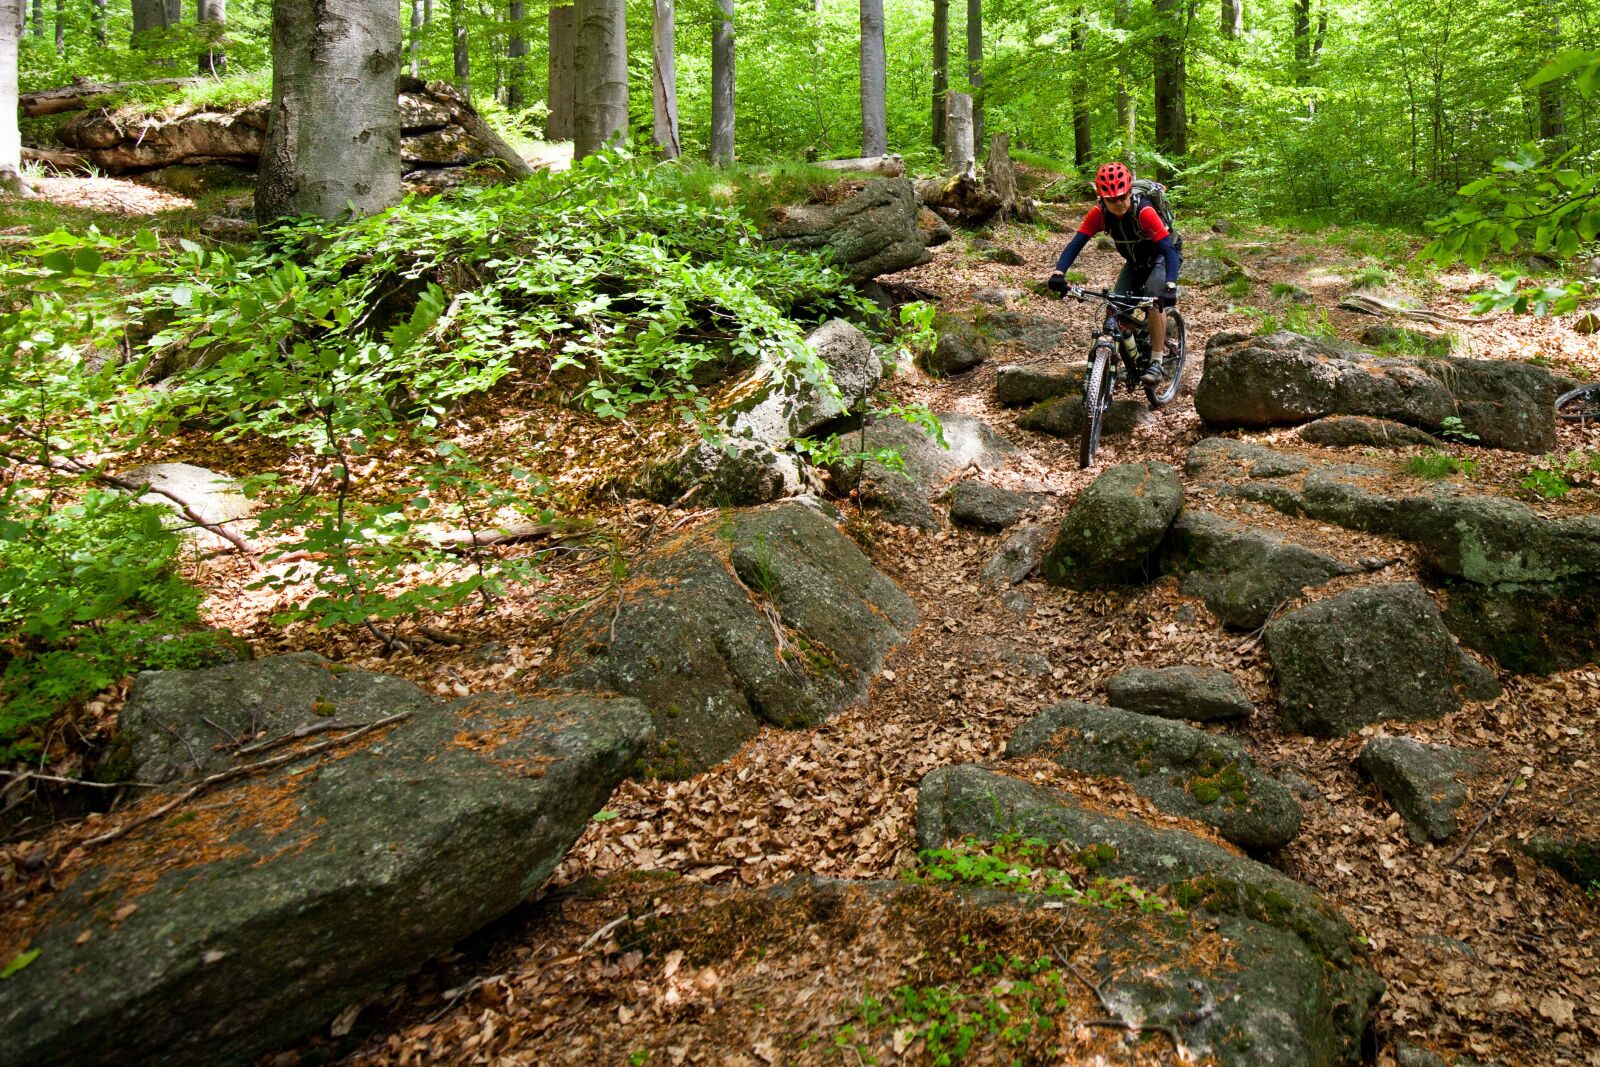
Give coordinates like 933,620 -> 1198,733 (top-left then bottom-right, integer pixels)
1046,272 -> 1068,295
1158,283 -> 1178,309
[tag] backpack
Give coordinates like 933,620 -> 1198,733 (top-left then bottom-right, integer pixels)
1131,178 -> 1181,245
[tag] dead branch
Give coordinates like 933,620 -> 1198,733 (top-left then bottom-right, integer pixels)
234,719 -> 358,757
578,908 -> 659,954
1338,291 -> 1482,325
415,625 -> 468,647
84,712 -> 413,849
1446,771 -> 1520,867
0,770 -> 162,790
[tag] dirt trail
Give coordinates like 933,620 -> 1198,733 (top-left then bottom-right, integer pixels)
324,215 -> 1600,1065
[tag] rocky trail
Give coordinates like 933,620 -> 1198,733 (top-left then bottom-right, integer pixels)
3,179 -> 1599,1067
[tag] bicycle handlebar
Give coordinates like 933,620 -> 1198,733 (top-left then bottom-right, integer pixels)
1061,285 -> 1159,308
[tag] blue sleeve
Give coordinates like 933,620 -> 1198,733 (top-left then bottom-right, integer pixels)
1053,232 -> 1090,274
1157,235 -> 1181,287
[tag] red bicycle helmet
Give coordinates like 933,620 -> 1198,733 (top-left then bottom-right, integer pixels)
1094,162 -> 1133,199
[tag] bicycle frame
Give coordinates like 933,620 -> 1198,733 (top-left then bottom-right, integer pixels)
1076,289 -> 1159,384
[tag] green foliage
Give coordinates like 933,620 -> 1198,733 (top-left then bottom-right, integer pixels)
1438,415 -> 1479,442
1224,275 -> 1253,298
1232,303 -> 1336,338
908,834 -> 1172,915
1521,450 -> 1600,498
1405,450 -> 1477,480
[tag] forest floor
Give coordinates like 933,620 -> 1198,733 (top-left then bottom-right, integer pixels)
5,175 -> 1600,1066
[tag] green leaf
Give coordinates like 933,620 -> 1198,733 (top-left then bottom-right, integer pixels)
73,248 -> 103,275
591,810 -> 620,822
41,250 -> 73,273
1527,50 -> 1600,90
2,949 -> 40,979
171,285 -> 193,307
134,229 -> 159,252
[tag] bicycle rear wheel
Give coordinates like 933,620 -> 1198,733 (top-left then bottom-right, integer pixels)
1079,343 -> 1115,470
1556,383 -> 1600,422
1145,309 -> 1187,408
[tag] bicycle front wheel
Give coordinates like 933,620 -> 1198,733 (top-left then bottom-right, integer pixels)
1145,309 -> 1188,408
1556,383 -> 1600,422
1079,343 -> 1116,470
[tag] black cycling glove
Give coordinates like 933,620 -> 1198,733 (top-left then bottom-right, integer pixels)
1046,273 -> 1069,294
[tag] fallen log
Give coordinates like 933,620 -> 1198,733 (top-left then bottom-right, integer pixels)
1337,291 -> 1481,325
915,173 -> 1003,223
813,154 -> 905,178
20,77 -> 197,117
21,146 -> 93,174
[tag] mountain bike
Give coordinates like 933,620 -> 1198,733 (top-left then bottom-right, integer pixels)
1060,285 -> 1188,469
1556,382 -> 1600,423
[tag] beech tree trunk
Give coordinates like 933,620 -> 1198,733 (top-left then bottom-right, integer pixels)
1221,0 -> 1241,37
93,0 -> 106,45
710,0 -> 733,165
651,0 -> 679,158
30,0 -> 40,38
572,0 -> 627,159
409,0 -> 423,76
451,0 -> 469,98
1071,7 -> 1091,166
507,1 -> 527,108
946,91 -> 974,178
859,0 -> 887,156
547,5 -> 575,140
164,0 -> 180,26
197,0 -> 225,75
1115,0 -> 1134,146
131,0 -> 163,40
965,0 -> 982,153
1,0 -> 25,195
1152,0 -> 1186,175
1293,0 -> 1310,84
931,0 -> 947,150
256,0 -> 402,223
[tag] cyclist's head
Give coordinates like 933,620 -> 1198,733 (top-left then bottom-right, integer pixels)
1095,162 -> 1134,213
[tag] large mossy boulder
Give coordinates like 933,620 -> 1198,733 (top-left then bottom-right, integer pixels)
546,501 -> 915,774
1298,415 -> 1443,450
945,479 -> 1042,532
765,177 -> 931,283
993,363 -> 1083,406
1160,509 -> 1359,630
1040,462 -> 1183,589
981,310 -> 1070,356
919,312 -> 989,377
1106,664 -> 1255,723
916,765 -> 1383,1065
1007,700 -> 1302,850
1017,395 -> 1154,440
1,659 -> 651,1067
1264,583 -> 1500,737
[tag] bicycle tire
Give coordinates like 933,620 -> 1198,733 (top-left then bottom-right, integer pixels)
1079,343 -> 1116,469
1145,309 -> 1188,408
1555,383 -> 1600,421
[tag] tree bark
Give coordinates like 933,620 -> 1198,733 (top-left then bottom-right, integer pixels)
1152,0 -> 1186,175
164,0 -> 180,26
651,0 -> 679,158
507,0 -> 527,108
409,0 -> 423,76
451,0 -> 469,98
1220,0 -> 1241,38
572,0 -> 627,159
547,5 -> 575,140
986,131 -> 1024,220
0,0 -> 26,196
931,0 -> 947,150
710,0 -> 733,164
859,0 -> 887,156
255,0 -> 402,223
1114,0 -> 1134,146
131,0 -> 163,42
1292,0 -> 1310,84
197,0 -> 225,75
92,0 -> 106,45
30,0 -> 40,38
965,0 -> 982,153
1071,7 -> 1091,166
946,90 -> 974,179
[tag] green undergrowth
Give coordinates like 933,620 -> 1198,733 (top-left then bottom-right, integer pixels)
907,834 -> 1176,916
1521,450 -> 1600,498
1232,302 -> 1336,338
1406,449 -> 1478,480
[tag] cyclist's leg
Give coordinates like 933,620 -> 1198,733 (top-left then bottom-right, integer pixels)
1143,263 -> 1168,354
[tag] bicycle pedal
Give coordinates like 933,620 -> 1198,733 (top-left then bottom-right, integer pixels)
1140,362 -> 1166,385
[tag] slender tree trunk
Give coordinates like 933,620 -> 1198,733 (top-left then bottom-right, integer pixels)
1,0 -> 25,195
256,0 -> 402,222
409,0 -> 423,76
507,0 -> 527,108
131,0 -> 163,42
197,0 -> 225,75
92,0 -> 106,45
1152,0 -> 1186,176
1292,0 -> 1310,83
946,91 -> 974,178
547,4 -> 575,139
932,0 -> 947,150
1071,8 -> 1091,166
53,0 -> 62,55
451,0 -> 469,98
1115,0 -> 1134,146
29,0 -> 40,37
1221,0 -> 1240,38
164,0 -> 179,25
965,0 -> 982,153
651,0 -> 679,157
710,0 -> 733,164
859,0 -> 886,156
572,0 -> 627,159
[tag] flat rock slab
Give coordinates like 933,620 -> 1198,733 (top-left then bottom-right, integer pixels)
1298,415 -> 1443,449
765,177 -> 930,283
1007,700 -> 1302,849
115,461 -> 254,538
1160,509 -> 1360,630
1358,736 -> 1486,843
1264,583 -> 1500,737
1106,664 -> 1254,723
1181,255 -> 1246,287
993,363 -> 1084,406
981,310 -> 1070,356
980,522 -> 1050,587
916,764 -> 1383,1065
919,312 -> 989,376
1018,395 -> 1154,440
945,479 -> 1043,532
547,501 -> 915,774
1041,462 -> 1183,589
841,413 -> 1019,531
1,664 -> 651,1067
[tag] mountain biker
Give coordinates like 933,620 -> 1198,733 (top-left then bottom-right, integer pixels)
1046,162 -> 1182,384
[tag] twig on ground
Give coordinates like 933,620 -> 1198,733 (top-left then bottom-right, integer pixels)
1447,771 -> 1520,867
416,625 -> 468,647
234,719 -> 356,757
427,973 -> 511,1024
0,771 -> 161,790
1056,952 -> 1183,1050
150,714 -> 202,773
201,716 -> 241,748
579,909 -> 659,955
84,712 -> 413,849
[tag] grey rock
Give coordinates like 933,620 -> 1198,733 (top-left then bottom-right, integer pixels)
970,239 -> 1026,266
116,462 -> 254,536
766,177 -> 931,283
1358,736 -> 1486,843
1299,415 -> 1443,449
993,363 -> 1083,406
999,588 -> 1034,614
1340,286 -> 1422,309
1521,834 -> 1600,887
198,213 -> 260,242
980,523 -> 1051,586
1007,700 -> 1302,850
1394,1044 -> 1450,1067
1573,311 -> 1600,335
1186,436 -> 1317,480
1441,577 -> 1600,675
972,286 -> 1026,307
1041,462 -> 1184,589
1017,395 -> 1154,439
919,312 -> 989,376
1274,283 -> 1314,304
1106,664 -> 1254,723
1264,583 -> 1500,737
116,652 -> 436,784
547,502 -> 915,774
1181,255 -> 1245,287
981,310 -> 1070,356
836,413 -> 1018,531
3,674 -> 651,1067
1160,510 -> 1358,630
915,764 -> 1383,1065
946,480 -> 1042,532
916,206 -> 953,247
1211,220 -> 1238,235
